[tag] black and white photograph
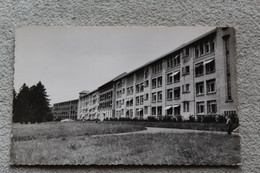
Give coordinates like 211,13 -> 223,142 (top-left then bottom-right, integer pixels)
11,26 -> 240,165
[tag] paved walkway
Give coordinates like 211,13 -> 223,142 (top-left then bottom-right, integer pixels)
92,127 -> 239,138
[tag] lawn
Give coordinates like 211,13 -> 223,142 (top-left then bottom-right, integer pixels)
11,121 -> 146,142
10,121 -> 240,165
103,121 -> 239,132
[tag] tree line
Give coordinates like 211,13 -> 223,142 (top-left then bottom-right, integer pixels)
13,81 -> 53,123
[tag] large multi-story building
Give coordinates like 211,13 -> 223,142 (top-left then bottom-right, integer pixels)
52,99 -> 78,120
77,90 -> 100,120
77,27 -> 237,121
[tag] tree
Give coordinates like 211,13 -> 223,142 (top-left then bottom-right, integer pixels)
29,81 -> 51,122
12,89 -> 17,122
13,84 -> 32,123
13,82 -> 52,123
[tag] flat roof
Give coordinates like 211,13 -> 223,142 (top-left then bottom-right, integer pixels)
53,99 -> 79,105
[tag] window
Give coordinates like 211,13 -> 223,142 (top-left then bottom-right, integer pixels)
205,41 -> 210,53
207,79 -> 216,94
167,57 -> 174,68
174,71 -> 180,83
152,93 -> 156,102
127,86 -> 134,95
196,82 -> 204,96
183,47 -> 189,57
210,40 -> 215,52
116,91 -> 120,98
174,105 -> 180,115
157,91 -> 162,102
200,44 -> 204,55
131,87 -> 133,95
127,76 -> 134,85
207,100 -> 217,114
145,80 -> 149,87
197,102 -> 204,114
140,95 -> 144,105
140,83 -> 144,92
152,107 -> 156,116
152,78 -> 157,88
182,66 -> 190,75
195,46 -> 199,58
174,55 -> 180,66
157,106 -> 162,116
205,59 -> 215,74
195,63 -> 204,77
167,73 -> 173,84
152,61 -> 163,74
157,76 -> 162,87
167,89 -> 173,100
136,96 -> 139,106
130,99 -> 133,106
136,71 -> 144,81
174,87 -> 181,100
183,101 -> 189,112
136,84 -> 140,93
182,84 -> 190,93
166,106 -> 173,115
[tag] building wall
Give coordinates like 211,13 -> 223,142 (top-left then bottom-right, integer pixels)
53,99 -> 78,120
98,82 -> 114,120
79,27 -> 237,121
77,91 -> 100,121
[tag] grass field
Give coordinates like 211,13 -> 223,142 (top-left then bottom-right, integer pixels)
11,121 -> 146,142
10,121 -> 240,165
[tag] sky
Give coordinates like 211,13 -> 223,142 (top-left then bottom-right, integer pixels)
14,26 -> 214,105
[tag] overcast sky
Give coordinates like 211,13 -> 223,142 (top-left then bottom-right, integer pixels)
14,26 -> 214,105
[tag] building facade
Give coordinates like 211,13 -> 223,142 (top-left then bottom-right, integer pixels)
52,99 -> 78,120
77,27 -> 237,121
77,90 -> 100,120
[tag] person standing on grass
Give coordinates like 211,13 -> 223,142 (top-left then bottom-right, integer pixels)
82,115 -> 85,122
226,116 -> 233,135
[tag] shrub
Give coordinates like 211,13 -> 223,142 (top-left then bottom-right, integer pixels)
118,117 -> 131,121
216,115 -> 226,124
188,115 -> 195,123
230,113 -> 239,124
175,114 -> 183,122
147,116 -> 157,122
163,116 -> 174,122
196,115 -> 203,123
203,115 -> 216,123
132,117 -> 139,121
157,116 -> 164,121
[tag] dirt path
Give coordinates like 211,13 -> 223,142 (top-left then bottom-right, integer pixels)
92,127 -> 239,138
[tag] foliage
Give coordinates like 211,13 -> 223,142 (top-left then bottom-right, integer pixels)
216,115 -> 227,124
118,117 -> 132,121
230,113 -> 239,124
188,115 -> 195,122
13,82 -> 52,123
176,114 -> 183,122
202,115 -> 216,123
147,116 -> 158,122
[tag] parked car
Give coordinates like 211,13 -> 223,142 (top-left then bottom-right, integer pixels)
61,119 -> 74,122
